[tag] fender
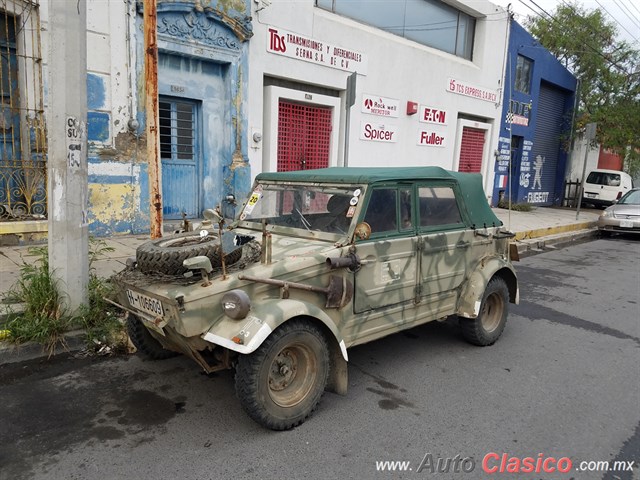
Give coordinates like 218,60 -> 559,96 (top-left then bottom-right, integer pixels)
456,255 -> 519,319
201,298 -> 348,362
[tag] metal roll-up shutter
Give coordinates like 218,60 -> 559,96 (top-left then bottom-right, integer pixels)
530,83 -> 567,205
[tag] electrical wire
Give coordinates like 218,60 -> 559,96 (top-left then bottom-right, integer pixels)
521,0 -> 632,73
612,0 -> 640,29
595,0 -> 640,44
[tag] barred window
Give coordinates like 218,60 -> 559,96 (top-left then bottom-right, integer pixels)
0,3 -> 47,221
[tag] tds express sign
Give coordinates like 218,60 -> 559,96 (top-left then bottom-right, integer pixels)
267,27 -> 368,74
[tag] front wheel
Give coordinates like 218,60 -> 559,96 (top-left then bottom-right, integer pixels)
235,320 -> 330,430
126,315 -> 177,360
460,277 -> 509,346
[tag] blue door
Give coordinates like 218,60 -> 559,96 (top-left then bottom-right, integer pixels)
159,97 -> 200,219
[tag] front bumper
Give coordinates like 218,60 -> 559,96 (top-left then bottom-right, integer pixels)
597,217 -> 640,234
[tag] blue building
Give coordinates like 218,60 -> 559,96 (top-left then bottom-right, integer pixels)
493,20 -> 577,207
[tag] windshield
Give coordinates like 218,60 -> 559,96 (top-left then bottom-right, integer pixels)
238,183 -> 362,235
618,189 -> 640,205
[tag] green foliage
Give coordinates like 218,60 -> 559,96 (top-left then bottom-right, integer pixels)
3,238 -> 127,355
624,148 -> 640,180
4,247 -> 71,356
525,2 -> 640,159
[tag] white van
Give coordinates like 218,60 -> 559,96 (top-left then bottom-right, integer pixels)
582,169 -> 634,207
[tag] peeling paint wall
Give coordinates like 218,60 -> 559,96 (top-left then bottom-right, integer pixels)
84,0 -> 149,235
82,0 -> 252,235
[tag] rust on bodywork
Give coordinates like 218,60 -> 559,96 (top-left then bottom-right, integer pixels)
144,0 -> 162,239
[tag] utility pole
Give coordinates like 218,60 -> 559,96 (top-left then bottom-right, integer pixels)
144,0 -> 163,238
47,0 -> 89,312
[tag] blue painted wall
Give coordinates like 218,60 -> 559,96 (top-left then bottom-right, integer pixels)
493,20 -> 577,206
86,0 -> 253,235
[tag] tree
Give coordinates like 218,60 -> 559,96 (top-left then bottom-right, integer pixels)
526,2 -> 640,178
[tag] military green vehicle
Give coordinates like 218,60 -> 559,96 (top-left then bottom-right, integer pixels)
113,167 -> 519,430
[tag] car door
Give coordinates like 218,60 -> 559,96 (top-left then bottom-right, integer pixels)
416,184 -> 470,317
353,186 -> 418,315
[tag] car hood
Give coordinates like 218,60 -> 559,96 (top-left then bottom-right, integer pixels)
608,203 -> 640,216
123,231 -> 343,302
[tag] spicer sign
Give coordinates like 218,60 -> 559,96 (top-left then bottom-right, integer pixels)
360,122 -> 397,143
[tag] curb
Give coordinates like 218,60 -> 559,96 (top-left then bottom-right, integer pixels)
514,228 -> 598,258
0,330 -> 87,365
512,221 -> 596,241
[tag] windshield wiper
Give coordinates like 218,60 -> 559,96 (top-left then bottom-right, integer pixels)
295,207 -> 312,231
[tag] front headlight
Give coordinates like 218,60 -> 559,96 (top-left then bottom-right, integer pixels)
221,290 -> 251,320
600,209 -> 614,218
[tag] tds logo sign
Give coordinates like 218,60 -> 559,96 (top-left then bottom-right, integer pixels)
268,28 -> 286,53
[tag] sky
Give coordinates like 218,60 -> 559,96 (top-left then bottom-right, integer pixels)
489,0 -> 640,46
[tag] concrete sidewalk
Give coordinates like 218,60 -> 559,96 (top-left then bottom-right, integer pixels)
0,206 -> 601,296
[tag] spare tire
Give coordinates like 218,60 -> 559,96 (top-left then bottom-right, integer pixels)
136,230 -> 242,275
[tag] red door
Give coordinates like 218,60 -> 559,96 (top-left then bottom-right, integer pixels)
277,100 -> 332,172
458,127 -> 485,173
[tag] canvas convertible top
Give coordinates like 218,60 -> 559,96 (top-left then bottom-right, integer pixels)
256,167 -> 502,229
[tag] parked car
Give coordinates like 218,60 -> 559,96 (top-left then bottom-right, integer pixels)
112,167 -> 519,430
582,169 -> 634,208
597,188 -> 640,236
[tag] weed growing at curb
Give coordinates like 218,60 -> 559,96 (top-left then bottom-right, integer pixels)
2,238 -> 128,356
4,246 -> 70,355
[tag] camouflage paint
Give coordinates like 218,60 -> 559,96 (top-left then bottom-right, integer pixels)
115,170 -> 518,379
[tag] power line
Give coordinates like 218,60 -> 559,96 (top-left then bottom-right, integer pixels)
624,0 -> 640,18
595,0 -> 640,44
611,0 -> 640,30
524,0 -> 630,73
616,0 -> 640,26
556,0 -> 639,45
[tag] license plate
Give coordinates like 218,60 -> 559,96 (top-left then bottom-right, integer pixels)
620,220 -> 633,228
126,289 -> 164,317
586,193 -> 596,198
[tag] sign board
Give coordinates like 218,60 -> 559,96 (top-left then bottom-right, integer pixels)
417,130 -> 446,147
65,116 -> 85,168
418,105 -> 447,125
360,121 -> 398,143
446,78 -> 498,103
361,94 -> 399,118
267,26 -> 368,74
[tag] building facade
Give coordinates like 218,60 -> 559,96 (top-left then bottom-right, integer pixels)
492,20 -> 577,207
247,0 -> 510,204
1,0 -> 515,240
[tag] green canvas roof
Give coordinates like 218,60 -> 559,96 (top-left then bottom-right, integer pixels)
255,167 -> 502,228
256,166 -> 456,184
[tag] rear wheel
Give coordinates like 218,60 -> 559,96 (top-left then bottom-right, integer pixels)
460,277 -> 509,346
126,315 -> 177,360
235,320 -> 330,430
